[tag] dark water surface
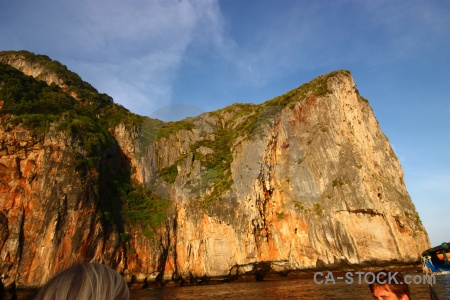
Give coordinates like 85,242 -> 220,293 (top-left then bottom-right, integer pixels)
10,273 -> 449,299
131,274 -> 450,300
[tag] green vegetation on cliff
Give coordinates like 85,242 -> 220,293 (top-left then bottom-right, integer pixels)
122,184 -> 170,239
0,51 -> 169,241
0,63 -> 74,130
162,71 -> 352,207
0,50 -> 96,93
157,119 -> 195,140
0,51 -> 143,129
0,62 -> 115,172
0,51 -> 146,164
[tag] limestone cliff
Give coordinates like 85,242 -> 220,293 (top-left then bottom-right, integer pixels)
0,51 -> 429,288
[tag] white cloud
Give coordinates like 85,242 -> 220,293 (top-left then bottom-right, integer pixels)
49,0 -> 224,115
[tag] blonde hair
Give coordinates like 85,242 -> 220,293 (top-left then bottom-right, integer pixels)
33,263 -> 129,300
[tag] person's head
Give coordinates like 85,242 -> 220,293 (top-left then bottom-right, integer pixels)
369,270 -> 411,300
33,263 -> 129,300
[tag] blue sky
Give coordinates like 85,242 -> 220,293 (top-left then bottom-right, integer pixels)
1,0 -> 449,246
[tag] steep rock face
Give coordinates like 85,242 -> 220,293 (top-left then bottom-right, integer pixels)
0,52 -> 429,288
134,72 -> 428,282
0,120 -> 129,287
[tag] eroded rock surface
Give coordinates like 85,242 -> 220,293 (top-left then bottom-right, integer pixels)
0,52 -> 429,288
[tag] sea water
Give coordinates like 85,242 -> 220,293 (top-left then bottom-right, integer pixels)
131,274 -> 450,300
11,273 -> 449,299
